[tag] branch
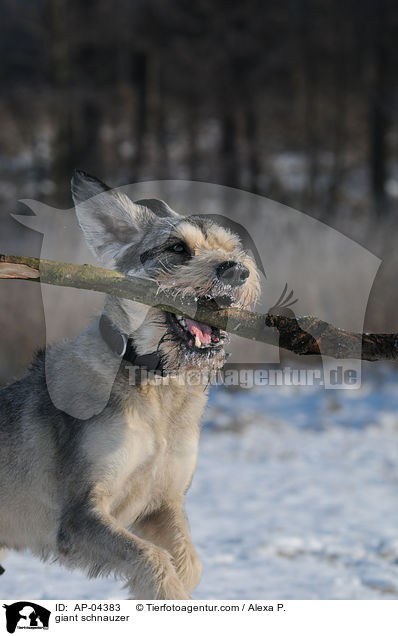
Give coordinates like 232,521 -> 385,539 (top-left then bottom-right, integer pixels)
0,254 -> 397,362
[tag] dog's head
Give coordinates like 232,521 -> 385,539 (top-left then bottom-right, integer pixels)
72,171 -> 261,373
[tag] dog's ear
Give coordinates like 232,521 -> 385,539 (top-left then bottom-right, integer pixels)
135,198 -> 180,218
71,170 -> 158,266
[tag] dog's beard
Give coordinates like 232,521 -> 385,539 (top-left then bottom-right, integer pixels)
132,306 -> 229,374
162,310 -> 228,371
131,273 -> 259,374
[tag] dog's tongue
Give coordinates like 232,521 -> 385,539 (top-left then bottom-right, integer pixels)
185,318 -> 212,346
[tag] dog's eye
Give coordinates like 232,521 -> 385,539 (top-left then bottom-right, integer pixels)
169,242 -> 189,254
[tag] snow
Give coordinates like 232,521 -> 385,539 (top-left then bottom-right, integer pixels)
2,365 -> 398,600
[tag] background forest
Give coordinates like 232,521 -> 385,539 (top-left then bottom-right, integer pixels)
1,0 -> 398,374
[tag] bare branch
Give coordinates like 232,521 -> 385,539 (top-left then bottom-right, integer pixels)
0,254 -> 396,361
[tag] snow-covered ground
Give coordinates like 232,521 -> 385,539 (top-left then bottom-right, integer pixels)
2,364 -> 398,600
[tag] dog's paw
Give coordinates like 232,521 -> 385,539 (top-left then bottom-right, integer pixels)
156,573 -> 189,600
130,544 -> 189,599
151,547 -> 189,599
175,545 -> 202,594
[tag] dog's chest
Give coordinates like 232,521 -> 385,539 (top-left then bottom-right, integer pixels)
87,384 -> 206,524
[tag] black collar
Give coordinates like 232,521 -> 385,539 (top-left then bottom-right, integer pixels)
99,314 -> 166,375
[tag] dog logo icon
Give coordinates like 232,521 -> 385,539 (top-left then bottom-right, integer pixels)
2,602 -> 50,633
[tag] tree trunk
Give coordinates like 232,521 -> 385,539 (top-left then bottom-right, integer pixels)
219,108 -> 240,188
245,103 -> 262,195
132,52 -> 149,180
48,0 -> 73,202
370,0 -> 391,216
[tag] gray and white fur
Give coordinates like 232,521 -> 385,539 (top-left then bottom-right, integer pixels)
0,171 -> 260,599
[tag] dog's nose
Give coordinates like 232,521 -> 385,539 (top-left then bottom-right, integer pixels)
216,261 -> 250,286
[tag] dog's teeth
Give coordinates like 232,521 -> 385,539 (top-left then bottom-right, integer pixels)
195,335 -> 202,348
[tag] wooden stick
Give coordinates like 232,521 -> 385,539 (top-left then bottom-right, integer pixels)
0,254 -> 397,361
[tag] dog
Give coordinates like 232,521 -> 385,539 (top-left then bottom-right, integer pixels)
0,171 -> 260,599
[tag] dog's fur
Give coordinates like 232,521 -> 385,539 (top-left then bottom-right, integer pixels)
0,172 -> 260,599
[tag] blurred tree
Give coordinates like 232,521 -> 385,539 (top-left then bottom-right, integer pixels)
0,0 -> 397,215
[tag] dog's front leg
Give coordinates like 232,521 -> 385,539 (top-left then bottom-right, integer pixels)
58,504 -> 188,599
134,502 -> 202,595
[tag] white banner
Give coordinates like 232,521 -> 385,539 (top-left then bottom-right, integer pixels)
0,600 -> 396,636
